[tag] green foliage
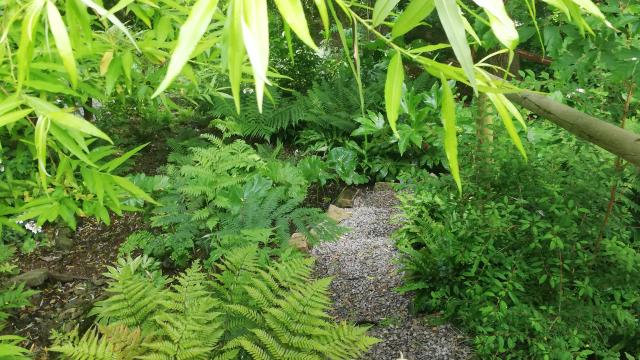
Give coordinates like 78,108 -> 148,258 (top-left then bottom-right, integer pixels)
121,135 -> 342,266
52,246 -> 378,359
394,126 -> 640,358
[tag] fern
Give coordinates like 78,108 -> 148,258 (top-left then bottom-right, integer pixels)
53,247 -> 378,360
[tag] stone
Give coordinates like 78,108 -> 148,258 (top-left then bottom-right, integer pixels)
335,187 -> 358,208
326,204 -> 352,223
53,227 -> 74,250
10,268 -> 49,288
288,233 -> 310,253
373,182 -> 395,192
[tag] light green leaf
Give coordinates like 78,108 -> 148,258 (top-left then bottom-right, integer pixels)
372,0 -> 401,26
121,50 -> 133,88
17,0 -> 46,89
241,0 -> 269,112
439,76 -> 461,193
99,142 -> 148,172
35,116 -> 50,187
48,111 -> 113,143
385,51 -> 404,136
541,0 -> 571,19
49,123 -> 97,166
313,0 -> 330,39
25,80 -> 80,96
107,0 -> 134,14
0,109 -> 33,127
391,0 -> 435,38
434,0 -> 477,92
486,92 -> 527,160
46,0 -> 78,88
0,97 -> 23,116
78,0 -> 140,51
408,43 -> 451,53
227,0 -> 244,113
472,0 -> 518,50
152,0 -> 219,97
499,93 -> 527,130
110,175 -> 159,204
273,0 -> 317,50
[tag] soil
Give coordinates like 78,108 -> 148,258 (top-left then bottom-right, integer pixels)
3,212 -> 148,357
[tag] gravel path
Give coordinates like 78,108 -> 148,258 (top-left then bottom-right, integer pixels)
312,189 -> 471,360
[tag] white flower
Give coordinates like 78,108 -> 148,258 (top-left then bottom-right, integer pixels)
242,87 -> 254,95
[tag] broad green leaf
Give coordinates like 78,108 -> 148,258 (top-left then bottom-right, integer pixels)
392,0 -> 435,38
434,0 -> 477,92
472,0 -> 518,50
152,0 -> 219,97
78,0 -> 140,51
46,0 -> 78,88
486,92 -> 527,160
385,51 -> 404,136
48,111 -> 113,143
273,0 -> 317,50
241,0 -> 269,112
372,0 -> 401,26
35,116 -> 50,187
99,142 -> 148,172
439,76 -> 461,193
227,0 -> 245,112
313,0 -> 330,39
110,175 -> 159,204
0,109 -> 33,127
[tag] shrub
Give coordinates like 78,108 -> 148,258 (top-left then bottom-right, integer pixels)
394,128 -> 640,359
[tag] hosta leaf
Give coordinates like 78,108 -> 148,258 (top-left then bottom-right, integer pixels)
273,0 -> 317,50
385,51 -> 404,136
392,0 -> 435,38
152,0 -> 219,97
472,0 -> 518,50
372,0 -> 401,26
241,0 -> 269,112
486,93 -> 527,160
46,0 -> 78,88
439,75 -> 461,193
434,0 -> 477,92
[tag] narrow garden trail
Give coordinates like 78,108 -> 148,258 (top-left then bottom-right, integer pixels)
312,187 -> 471,360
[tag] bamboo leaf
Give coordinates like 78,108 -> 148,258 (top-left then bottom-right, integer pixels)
439,76 -> 461,193
372,0 -> 401,26
0,109 -> 33,128
0,97 -> 25,116
110,175 -> 159,204
17,0 -> 46,89
49,123 -> 97,167
48,111 -> 113,143
385,51 -> 404,136
499,93 -> 527,130
241,0 -> 269,112
486,93 -> 527,160
78,0 -> 140,51
472,0 -> 518,50
313,0 -> 330,39
391,0 -> 435,38
273,0 -> 317,50
152,0 -> 219,97
121,50 -> 133,88
46,0 -> 78,88
99,142 -> 148,172
25,80 -> 80,96
227,0 -> 245,113
100,51 -> 114,76
434,0 -> 477,92
35,116 -> 50,187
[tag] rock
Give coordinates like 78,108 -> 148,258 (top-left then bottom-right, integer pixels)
288,233 -> 310,253
373,182 -> 395,192
10,269 -> 50,288
326,205 -> 352,223
53,227 -> 74,250
335,187 -> 358,208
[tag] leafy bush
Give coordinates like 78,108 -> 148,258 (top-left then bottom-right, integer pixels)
51,246 -> 378,359
394,129 -> 640,359
122,135 -> 342,266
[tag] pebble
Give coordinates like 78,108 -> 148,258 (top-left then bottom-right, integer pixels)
312,189 -> 471,360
